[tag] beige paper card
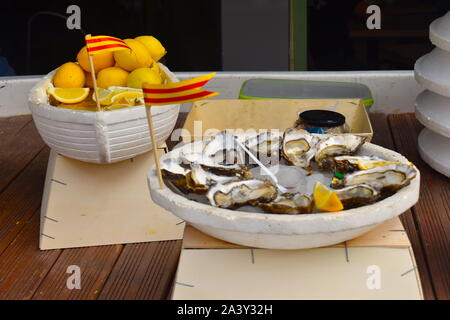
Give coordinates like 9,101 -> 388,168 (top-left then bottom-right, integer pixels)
173,247 -> 422,300
40,149 -> 185,250
182,217 -> 410,249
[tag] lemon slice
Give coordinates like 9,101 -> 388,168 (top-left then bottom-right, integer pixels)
111,91 -> 143,104
49,87 -> 90,104
313,182 -> 343,212
93,88 -> 114,105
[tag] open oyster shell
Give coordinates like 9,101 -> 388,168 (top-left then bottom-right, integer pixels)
180,150 -> 250,177
331,163 -> 417,196
315,134 -> 366,170
333,183 -> 379,209
160,158 -> 191,192
245,131 -> 283,165
206,179 -> 278,209
333,155 -> 408,173
185,163 -> 244,194
203,130 -> 245,166
258,193 -> 314,214
281,128 -> 320,168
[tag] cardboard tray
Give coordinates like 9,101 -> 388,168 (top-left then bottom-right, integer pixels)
171,219 -> 423,300
181,98 -> 372,141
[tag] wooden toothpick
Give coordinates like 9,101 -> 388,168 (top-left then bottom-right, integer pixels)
85,34 -> 101,112
145,104 -> 165,189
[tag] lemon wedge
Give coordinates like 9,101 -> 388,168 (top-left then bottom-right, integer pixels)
48,87 -> 90,104
313,182 -> 344,212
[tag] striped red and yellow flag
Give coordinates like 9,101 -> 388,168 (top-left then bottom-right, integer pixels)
85,35 -> 130,55
142,73 -> 219,105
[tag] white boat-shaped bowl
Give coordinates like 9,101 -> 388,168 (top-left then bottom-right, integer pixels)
28,63 -> 180,164
147,141 -> 420,249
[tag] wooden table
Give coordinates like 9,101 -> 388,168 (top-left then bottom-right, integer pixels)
0,113 -> 449,300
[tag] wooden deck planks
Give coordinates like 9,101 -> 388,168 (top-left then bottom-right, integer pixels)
0,212 -> 62,299
0,118 -> 46,193
0,147 -> 50,255
0,113 -> 448,299
98,240 -> 182,300
370,113 -> 436,299
32,245 -> 123,300
388,113 -> 450,300
0,115 -> 31,142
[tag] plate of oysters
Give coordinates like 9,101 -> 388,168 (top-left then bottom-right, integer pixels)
148,127 -> 420,249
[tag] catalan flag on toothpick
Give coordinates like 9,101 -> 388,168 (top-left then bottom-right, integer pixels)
84,34 -> 131,111
85,35 -> 130,54
142,73 -> 219,188
142,73 -> 218,105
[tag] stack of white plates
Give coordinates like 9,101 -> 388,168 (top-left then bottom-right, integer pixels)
28,63 -> 180,164
414,11 -> 450,177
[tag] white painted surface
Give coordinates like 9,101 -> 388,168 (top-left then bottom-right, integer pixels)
1,71 -> 421,117
0,75 -> 42,116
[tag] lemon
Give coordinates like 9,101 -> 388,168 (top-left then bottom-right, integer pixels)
77,46 -> 115,73
135,36 -> 167,62
149,61 -> 160,74
96,67 -> 129,88
111,91 -> 143,104
53,62 -> 86,88
49,87 -> 90,104
127,67 -> 162,89
113,39 -> 153,71
313,182 -> 343,212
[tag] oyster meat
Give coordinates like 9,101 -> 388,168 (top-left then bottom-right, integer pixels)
186,163 -> 243,194
203,131 -> 245,166
315,134 -> 366,169
180,150 -> 250,177
207,179 -> 278,209
160,158 -> 190,192
245,130 -> 283,165
259,193 -> 313,214
333,155 -> 408,173
281,128 -> 320,168
331,163 -> 417,195
333,183 -> 379,209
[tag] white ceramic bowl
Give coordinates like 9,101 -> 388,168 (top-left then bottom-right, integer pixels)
147,141 -> 420,249
28,63 -> 180,164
